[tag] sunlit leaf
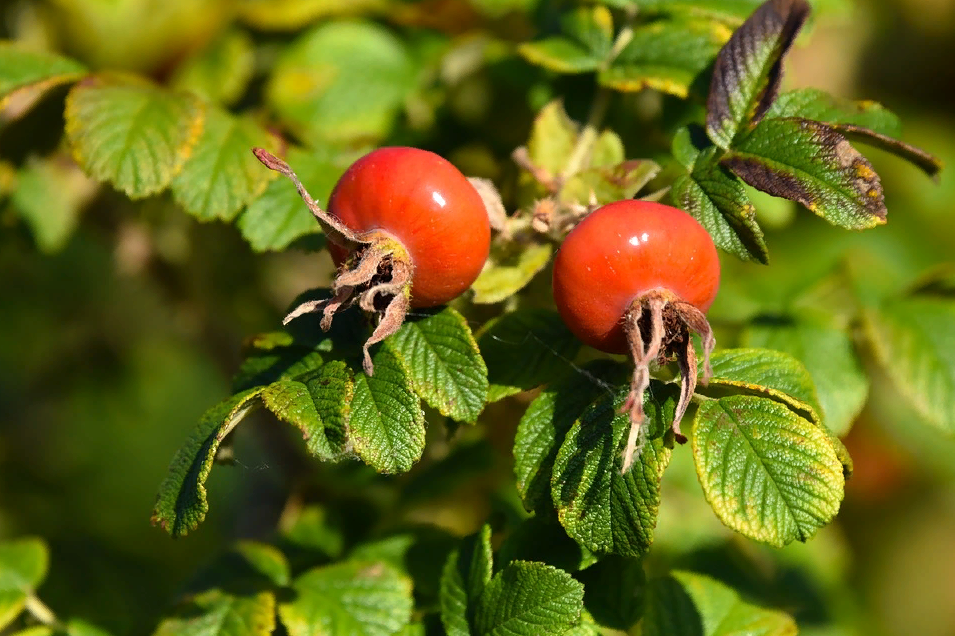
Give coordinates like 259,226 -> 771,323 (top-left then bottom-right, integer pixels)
472,561 -> 584,635
692,395 -> 844,546
643,570 -> 797,635
0,538 -> 48,630
517,6 -> 613,74
65,73 -> 204,199
471,243 -> 552,305
238,0 -> 388,31
172,29 -> 255,106
267,21 -> 417,144
706,0 -> 810,148
350,347 -> 425,473
279,561 -> 413,636
864,296 -> 955,435
0,42 -> 86,105
723,117 -> 886,229
386,307 -> 488,423
551,382 -> 677,557
153,589 -> 275,636
151,389 -> 261,537
171,106 -> 277,222
599,18 -> 729,98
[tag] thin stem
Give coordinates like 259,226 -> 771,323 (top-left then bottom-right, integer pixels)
25,594 -> 61,629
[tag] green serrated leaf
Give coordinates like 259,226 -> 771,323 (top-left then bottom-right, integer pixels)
552,382 -> 677,557
350,347 -> 425,473
12,155 -> 96,253
171,29 -> 255,106
237,0 -> 388,31
471,243 -> 553,305
65,74 -> 204,199
171,107 -> 277,222
723,117 -> 886,229
672,145 -> 768,263
386,307 -> 488,423
742,317 -> 868,436
473,561 -> 584,636
705,0 -> 810,148
599,18 -> 730,98
692,395 -> 844,547
576,555 -> 645,631
232,332 -> 326,393
238,145 -> 359,252
279,561 -> 413,636
0,42 -> 86,105
765,88 -> 902,138
517,6 -> 613,74
478,309 -> 582,403
864,297 -> 955,434
514,360 -> 629,514
643,570 -> 797,636
525,100 -> 580,177
260,360 -> 354,461
439,525 -> 493,636
497,516 -> 597,573
707,347 -> 823,426
267,20 -> 416,145
350,526 -> 458,606
0,538 -> 48,630
152,389 -> 261,537
153,589 -> 275,636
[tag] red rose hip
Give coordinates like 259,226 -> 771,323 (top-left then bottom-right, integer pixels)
551,200 -> 721,472
253,146 -> 491,375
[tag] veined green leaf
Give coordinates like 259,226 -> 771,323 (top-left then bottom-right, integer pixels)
707,348 -> 823,425
643,570 -> 797,636
551,382 -> 677,557
514,360 -> 628,514
65,73 -> 204,199
350,347 -> 425,474
152,589 -> 275,636
171,107 -> 277,222
259,361 -> 354,461
742,317 -> 868,436
279,561 -> 413,636
478,309 -> 582,403
706,0 -> 810,148
0,538 -> 48,631
599,17 -> 730,98
864,296 -> 955,434
440,525 -> 493,636
0,42 -> 86,105
692,395 -> 844,546
386,307 -> 488,423
672,144 -> 768,263
151,389 -> 262,537
472,561 -> 585,636
765,88 -> 902,137
723,117 -> 886,229
232,331 -> 326,394
267,20 -> 416,145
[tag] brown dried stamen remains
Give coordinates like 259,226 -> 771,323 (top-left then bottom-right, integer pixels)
619,289 -> 715,474
253,148 -> 413,376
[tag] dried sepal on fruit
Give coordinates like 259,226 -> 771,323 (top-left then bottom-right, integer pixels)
253,147 -> 491,375
551,200 -> 720,472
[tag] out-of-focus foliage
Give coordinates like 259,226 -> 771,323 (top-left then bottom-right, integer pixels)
1,0 -> 955,635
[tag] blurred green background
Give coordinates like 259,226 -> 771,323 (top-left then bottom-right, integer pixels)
1,0 -> 954,634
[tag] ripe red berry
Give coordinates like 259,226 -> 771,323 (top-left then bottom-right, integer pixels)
252,146 -> 491,374
552,200 -> 719,354
326,147 -> 491,308
551,200 -> 721,472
